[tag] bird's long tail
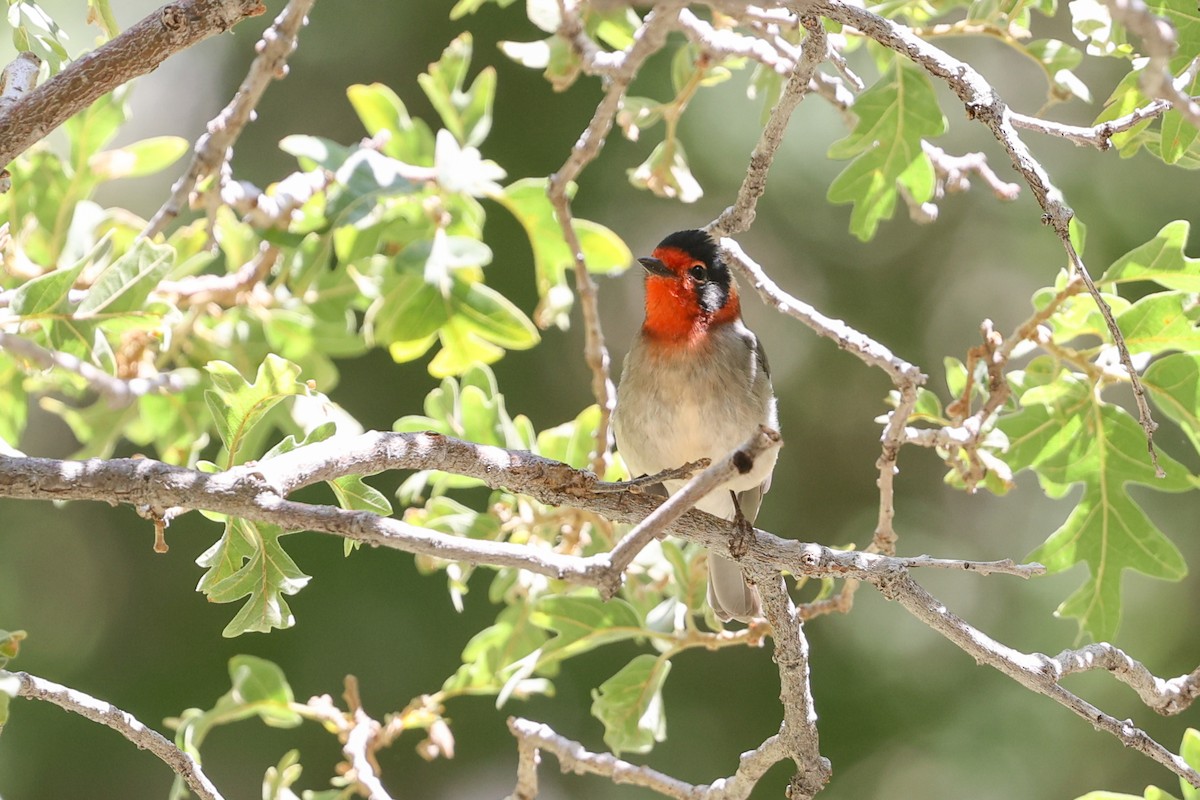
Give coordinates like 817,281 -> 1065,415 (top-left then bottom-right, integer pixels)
706,553 -> 761,622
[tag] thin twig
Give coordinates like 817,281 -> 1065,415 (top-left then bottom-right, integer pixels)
141,0 -> 316,238
922,141 -> 1020,201
0,330 -> 199,407
1102,0 -> 1200,130
873,383 -> 915,556
718,238 -> 926,388
6,670 -> 226,800
677,8 -> 792,73
506,717 -> 701,798
895,555 -> 1044,577
1050,644 -> 1200,715
1064,237 -> 1164,474
549,1 -> 681,475
870,570 -> 1200,786
1010,101 -> 1171,148
155,242 -> 280,306
343,705 -> 394,800
709,16 -> 828,237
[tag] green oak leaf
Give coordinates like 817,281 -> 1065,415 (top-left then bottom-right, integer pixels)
1099,220 -> 1200,291
1092,69 -> 1153,156
1148,0 -> 1200,69
441,604 -> 551,697
418,33 -> 496,147
999,392 -> 1193,640
1143,353 -> 1200,456
330,474 -> 392,516
1181,728 -> 1200,800
172,654 -> 302,761
346,82 -> 435,165
828,58 -> 947,241
529,595 -> 645,665
496,177 -> 632,330
1159,72 -> 1200,164
394,364 -> 534,499
204,354 -> 306,466
196,519 -> 311,637
77,238 -> 175,317
5,259 -> 88,317
451,279 -> 539,350
89,136 -> 188,181
591,653 -> 671,756
536,404 -> 601,470
1117,291 -> 1200,355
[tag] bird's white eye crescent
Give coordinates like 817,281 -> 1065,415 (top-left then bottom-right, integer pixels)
688,264 -> 707,281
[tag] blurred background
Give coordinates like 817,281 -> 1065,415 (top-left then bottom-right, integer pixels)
1,1 -> 1199,798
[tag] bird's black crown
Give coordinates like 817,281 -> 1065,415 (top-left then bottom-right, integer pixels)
657,229 -> 721,269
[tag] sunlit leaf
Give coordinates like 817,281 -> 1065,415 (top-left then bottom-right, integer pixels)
590,653 -> 671,756
1117,292 -> 1200,355
827,59 -> 948,240
495,177 -> 632,330
452,279 -> 539,350
418,33 -> 496,147
1143,353 -> 1200,455
77,239 -> 175,316
89,136 -> 188,181
1099,220 -> 1200,291
172,654 -> 302,761
347,82 -> 436,164
999,391 -> 1192,640
204,355 -> 306,465
196,519 -> 311,637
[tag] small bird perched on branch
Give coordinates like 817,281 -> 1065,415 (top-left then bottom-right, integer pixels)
614,229 -> 778,622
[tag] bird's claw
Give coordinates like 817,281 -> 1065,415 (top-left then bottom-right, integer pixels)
728,489 -> 753,560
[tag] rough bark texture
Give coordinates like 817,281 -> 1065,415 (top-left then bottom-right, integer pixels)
0,0 -> 266,169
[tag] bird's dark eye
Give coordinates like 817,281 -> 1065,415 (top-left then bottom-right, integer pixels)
688,264 -> 707,282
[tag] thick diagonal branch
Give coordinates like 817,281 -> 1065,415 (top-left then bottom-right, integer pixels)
0,0 -> 267,173
1,433 -> 1194,787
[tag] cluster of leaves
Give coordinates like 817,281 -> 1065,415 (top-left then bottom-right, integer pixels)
469,0 -> 1200,240
0,33 -> 631,630
909,222 -> 1200,640
0,18 -> 660,783
392,364 -> 747,755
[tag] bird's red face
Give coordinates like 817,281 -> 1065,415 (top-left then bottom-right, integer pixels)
639,230 -> 740,344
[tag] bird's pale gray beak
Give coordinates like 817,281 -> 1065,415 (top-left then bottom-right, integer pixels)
638,257 -> 674,277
